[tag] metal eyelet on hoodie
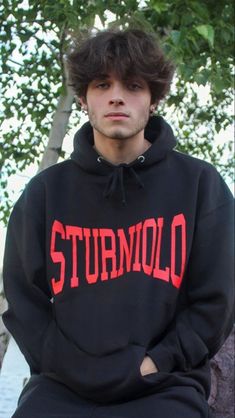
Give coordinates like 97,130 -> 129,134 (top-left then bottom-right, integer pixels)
138,155 -> 145,163
96,155 -> 145,205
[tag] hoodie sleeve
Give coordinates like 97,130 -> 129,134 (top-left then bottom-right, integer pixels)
2,178 -> 53,373
147,165 -> 234,373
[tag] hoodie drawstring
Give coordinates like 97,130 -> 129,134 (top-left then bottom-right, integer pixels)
104,166 -> 126,204
98,157 -> 145,205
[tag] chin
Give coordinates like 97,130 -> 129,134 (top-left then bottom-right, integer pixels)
110,134 -> 129,140
105,129 -> 129,140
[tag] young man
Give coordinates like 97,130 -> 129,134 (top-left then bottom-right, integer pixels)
3,29 -> 234,418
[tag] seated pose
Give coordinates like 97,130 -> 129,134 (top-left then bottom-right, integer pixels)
3,29 -> 234,418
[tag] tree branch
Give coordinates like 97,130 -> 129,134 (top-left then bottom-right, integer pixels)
7,58 -> 24,66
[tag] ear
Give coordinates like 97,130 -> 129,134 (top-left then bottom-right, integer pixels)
151,100 -> 158,108
79,96 -> 87,110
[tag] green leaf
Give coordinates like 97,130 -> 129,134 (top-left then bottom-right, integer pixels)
194,70 -> 210,86
213,77 -> 227,94
196,24 -> 214,48
152,1 -> 169,13
0,0 -> 234,223
170,30 -> 181,45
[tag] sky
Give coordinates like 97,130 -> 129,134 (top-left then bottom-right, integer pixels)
0,10 -> 234,268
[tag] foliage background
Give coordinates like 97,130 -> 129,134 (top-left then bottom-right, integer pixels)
0,0 -> 234,224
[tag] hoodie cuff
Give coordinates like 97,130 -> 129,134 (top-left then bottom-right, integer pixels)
146,344 -> 176,373
146,320 -> 210,373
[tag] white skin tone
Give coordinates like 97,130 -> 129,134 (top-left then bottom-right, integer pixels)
80,73 -> 158,376
79,72 -> 156,165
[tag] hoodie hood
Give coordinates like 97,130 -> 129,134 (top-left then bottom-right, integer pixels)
71,116 -> 177,204
71,115 -> 177,174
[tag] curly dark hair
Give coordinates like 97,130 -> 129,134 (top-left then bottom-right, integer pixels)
66,29 -> 175,104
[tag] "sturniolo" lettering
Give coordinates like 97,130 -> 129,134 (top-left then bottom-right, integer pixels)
50,214 -> 186,295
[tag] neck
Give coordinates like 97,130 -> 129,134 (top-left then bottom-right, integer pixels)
93,130 -> 151,165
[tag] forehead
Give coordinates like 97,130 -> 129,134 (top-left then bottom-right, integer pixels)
90,72 -> 149,84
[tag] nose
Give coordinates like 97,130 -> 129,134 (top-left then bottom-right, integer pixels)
109,82 -> 125,106
110,97 -> 124,105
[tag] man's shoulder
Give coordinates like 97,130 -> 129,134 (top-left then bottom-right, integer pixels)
10,160 -> 76,216
171,150 -> 233,204
25,159 -> 76,189
171,149 -> 212,167
33,159 -> 74,181
15,160 -> 75,204
170,149 -> 219,176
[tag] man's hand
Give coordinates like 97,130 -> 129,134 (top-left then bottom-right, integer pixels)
140,355 -> 158,376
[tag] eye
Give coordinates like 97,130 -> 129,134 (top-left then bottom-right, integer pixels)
128,82 -> 143,91
96,82 -> 109,89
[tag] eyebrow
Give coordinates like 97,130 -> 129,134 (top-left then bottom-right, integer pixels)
93,74 -> 110,81
92,74 -> 145,84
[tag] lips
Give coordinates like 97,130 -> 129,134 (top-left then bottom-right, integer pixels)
105,112 -> 129,117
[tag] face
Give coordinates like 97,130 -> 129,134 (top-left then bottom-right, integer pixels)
80,73 -> 152,142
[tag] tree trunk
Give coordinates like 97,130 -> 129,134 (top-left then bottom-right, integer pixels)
209,326 -> 234,418
38,84 -> 74,172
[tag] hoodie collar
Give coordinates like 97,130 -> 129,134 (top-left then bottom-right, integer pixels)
71,116 -> 177,175
71,116 -> 177,204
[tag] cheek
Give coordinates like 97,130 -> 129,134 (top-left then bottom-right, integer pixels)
87,97 -> 105,113
129,94 -> 151,111
144,95 -> 152,108
136,100 -> 151,113
86,101 -> 98,115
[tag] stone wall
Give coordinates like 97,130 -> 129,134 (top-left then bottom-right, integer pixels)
209,327 -> 234,418
0,289 -> 9,369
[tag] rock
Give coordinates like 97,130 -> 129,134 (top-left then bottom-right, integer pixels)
0,292 -> 9,369
209,326 -> 234,418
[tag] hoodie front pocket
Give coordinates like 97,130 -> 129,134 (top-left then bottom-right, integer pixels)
42,327 -> 169,404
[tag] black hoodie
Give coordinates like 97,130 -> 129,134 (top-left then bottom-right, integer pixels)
3,116 -> 234,404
